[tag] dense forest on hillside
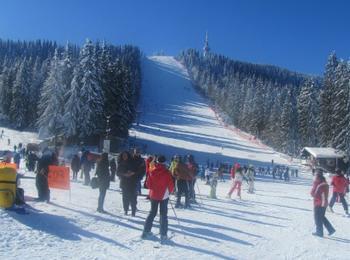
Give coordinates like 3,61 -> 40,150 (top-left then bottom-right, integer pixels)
0,39 -> 141,143
179,49 -> 350,156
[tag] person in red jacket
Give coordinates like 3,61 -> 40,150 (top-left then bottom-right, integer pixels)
329,168 -> 349,215
311,170 -> 335,237
142,155 -> 174,242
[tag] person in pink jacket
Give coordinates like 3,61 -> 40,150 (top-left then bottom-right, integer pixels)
227,166 -> 243,199
311,170 -> 335,237
329,168 -> 349,215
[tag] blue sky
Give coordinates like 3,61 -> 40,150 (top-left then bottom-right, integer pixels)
0,0 -> 349,75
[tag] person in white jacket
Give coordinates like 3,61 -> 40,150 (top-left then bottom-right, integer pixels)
226,167 -> 243,199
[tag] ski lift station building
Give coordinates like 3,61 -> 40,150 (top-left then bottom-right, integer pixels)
301,147 -> 348,173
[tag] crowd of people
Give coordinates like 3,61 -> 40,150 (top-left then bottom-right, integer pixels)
4,142 -> 349,242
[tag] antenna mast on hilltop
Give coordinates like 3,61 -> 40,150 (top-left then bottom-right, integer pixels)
203,31 -> 210,57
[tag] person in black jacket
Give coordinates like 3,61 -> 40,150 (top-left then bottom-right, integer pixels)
35,149 -> 58,202
71,154 -> 81,181
96,152 -> 110,213
131,148 -> 146,195
110,158 -> 117,182
117,151 -> 138,216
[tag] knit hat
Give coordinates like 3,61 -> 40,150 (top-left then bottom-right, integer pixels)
157,155 -> 166,163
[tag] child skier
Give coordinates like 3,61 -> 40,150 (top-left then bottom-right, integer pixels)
209,170 -> 219,199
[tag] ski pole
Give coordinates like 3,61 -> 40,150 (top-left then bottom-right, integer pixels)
195,180 -> 204,205
168,198 -> 186,237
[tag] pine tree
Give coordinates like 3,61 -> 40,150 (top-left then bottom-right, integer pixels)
64,65 -> 83,138
319,52 -> 338,146
37,49 -> 65,138
333,61 -> 350,150
78,39 -> 104,138
297,79 -> 319,148
10,58 -> 32,129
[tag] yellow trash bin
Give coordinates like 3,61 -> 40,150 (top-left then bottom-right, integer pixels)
0,167 -> 17,208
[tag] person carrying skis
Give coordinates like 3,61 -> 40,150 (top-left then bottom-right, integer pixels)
172,155 -> 191,208
311,169 -> 335,237
329,168 -> 349,215
96,152 -> 110,213
142,155 -> 174,243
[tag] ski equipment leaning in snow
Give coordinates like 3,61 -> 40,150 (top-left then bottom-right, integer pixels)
142,155 -> 174,243
310,169 -> 335,237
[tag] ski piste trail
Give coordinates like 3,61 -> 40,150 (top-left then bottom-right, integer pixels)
0,56 -> 349,260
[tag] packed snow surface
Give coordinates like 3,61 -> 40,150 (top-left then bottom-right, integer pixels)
1,56 -> 350,260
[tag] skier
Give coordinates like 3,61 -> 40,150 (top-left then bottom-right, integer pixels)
329,168 -> 349,215
117,151 -> 138,216
186,154 -> 198,203
209,169 -> 219,199
227,164 -> 243,199
246,165 -> 255,194
172,155 -> 191,208
70,154 -> 80,181
311,169 -> 335,237
142,155 -> 174,243
204,166 -> 211,185
96,152 -> 110,213
284,167 -> 290,182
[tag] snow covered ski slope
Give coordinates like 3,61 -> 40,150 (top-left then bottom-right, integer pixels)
1,56 -> 350,260
133,56 -> 288,166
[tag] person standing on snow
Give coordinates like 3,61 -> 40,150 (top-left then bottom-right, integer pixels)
172,155 -> 192,208
131,148 -> 146,195
186,154 -> 198,203
117,151 -> 138,216
35,149 -> 58,202
311,170 -> 335,237
109,158 -> 117,182
81,150 -> 92,185
70,154 -> 80,181
329,168 -> 349,215
142,155 -> 174,243
209,170 -> 219,199
204,166 -> 211,185
227,164 -> 243,199
96,152 -> 110,213
246,165 -> 255,194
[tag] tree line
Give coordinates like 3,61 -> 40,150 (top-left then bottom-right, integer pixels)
178,49 -> 350,156
0,39 -> 141,143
